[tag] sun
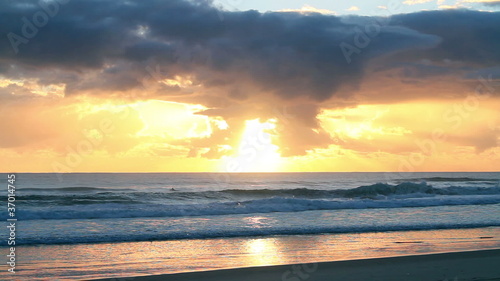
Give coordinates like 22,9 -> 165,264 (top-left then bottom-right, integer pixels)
220,119 -> 282,172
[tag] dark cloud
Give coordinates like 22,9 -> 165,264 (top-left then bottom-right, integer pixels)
1,3 -> 498,96
390,10 -> 500,66
1,0 -> 445,101
464,66 -> 500,80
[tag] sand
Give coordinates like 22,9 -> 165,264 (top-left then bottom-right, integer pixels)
93,249 -> 500,281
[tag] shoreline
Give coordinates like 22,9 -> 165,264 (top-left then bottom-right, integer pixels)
93,249 -> 500,281
4,226 -> 499,280
6,223 -> 500,247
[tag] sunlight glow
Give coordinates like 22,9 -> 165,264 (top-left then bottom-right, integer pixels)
244,238 -> 283,266
279,5 -> 336,14
134,100 -> 211,139
220,119 -> 282,172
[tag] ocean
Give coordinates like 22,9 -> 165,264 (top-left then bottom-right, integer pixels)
2,172 -> 500,279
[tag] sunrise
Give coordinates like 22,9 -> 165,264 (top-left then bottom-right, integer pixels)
0,0 -> 499,280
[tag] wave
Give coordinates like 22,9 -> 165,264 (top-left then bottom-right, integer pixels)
217,183 -> 500,199
13,194 -> 500,221
339,182 -> 500,197
398,177 -> 499,182
19,186 -> 132,192
17,182 -> 500,204
13,182 -> 500,217
11,222 -> 500,246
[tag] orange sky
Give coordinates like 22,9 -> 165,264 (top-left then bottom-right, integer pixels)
1,89 -> 498,173
0,1 -> 499,172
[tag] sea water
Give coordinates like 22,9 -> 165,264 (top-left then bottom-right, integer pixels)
1,172 -> 499,279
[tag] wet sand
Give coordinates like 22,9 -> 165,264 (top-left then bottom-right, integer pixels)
94,249 -> 500,281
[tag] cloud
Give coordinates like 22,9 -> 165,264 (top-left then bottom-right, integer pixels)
403,0 -> 434,5
439,5 -> 462,9
483,1 -> 500,6
0,96 -> 146,152
393,11 -> 500,63
1,1 -> 499,157
0,0 -> 445,102
279,5 -> 336,15
346,6 -> 360,11
461,0 -> 500,4
320,101 -> 500,155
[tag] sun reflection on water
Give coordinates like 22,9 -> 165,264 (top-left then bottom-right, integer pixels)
244,238 -> 283,266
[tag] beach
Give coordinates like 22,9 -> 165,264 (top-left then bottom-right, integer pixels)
94,249 -> 500,281
2,0 -> 500,279
1,172 -> 499,280
3,227 -> 499,280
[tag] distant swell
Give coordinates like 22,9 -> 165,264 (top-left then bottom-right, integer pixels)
20,186 -> 131,192
329,182 -> 499,198
14,195 -> 500,221
403,177 -> 499,182
18,182 -> 500,204
12,181 -> 500,221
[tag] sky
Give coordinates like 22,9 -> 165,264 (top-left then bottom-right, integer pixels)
0,0 -> 499,173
